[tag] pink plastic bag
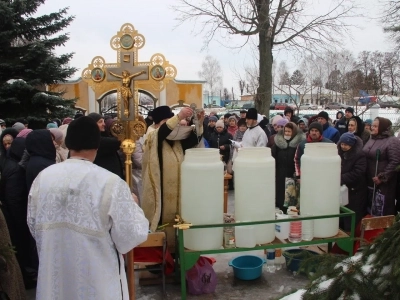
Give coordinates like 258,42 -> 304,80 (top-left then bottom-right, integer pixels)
186,256 -> 217,295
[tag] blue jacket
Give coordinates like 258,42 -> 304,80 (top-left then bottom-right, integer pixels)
323,123 -> 340,143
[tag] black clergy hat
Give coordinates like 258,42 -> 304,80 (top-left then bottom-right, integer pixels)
65,116 -> 100,151
246,108 -> 258,120
152,106 -> 174,124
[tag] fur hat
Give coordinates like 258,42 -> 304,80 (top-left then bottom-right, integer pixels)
345,107 -> 354,115
65,117 -> 100,151
276,118 -> 289,127
152,106 -> 174,124
246,108 -> 258,120
87,113 -> 104,123
308,122 -> 323,135
215,120 -> 225,128
339,132 -> 357,146
12,122 -> 25,132
317,111 -> 329,121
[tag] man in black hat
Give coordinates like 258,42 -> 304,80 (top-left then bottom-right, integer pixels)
142,105 -> 204,252
294,122 -> 332,180
317,111 -> 340,143
241,108 -> 267,147
87,112 -> 123,178
335,107 -> 354,135
27,116 -> 148,300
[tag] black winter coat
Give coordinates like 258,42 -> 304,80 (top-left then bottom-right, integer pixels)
0,128 -> 19,173
93,136 -> 124,178
271,130 -> 304,210
338,137 -> 368,230
25,130 -> 56,192
0,138 -> 31,272
203,125 -> 215,143
335,117 -> 348,136
208,129 -> 233,164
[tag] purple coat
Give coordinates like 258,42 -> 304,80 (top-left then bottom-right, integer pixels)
363,132 -> 400,215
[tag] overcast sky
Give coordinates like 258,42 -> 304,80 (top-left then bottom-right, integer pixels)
36,0 -> 393,96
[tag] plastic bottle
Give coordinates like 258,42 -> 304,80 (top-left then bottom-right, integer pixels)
287,207 -> 302,243
266,249 -> 276,273
274,249 -> 285,270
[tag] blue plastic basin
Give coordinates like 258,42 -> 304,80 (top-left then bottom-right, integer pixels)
228,255 -> 266,280
282,249 -> 319,272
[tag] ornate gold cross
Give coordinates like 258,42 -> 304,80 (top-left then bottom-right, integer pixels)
106,52 -> 148,119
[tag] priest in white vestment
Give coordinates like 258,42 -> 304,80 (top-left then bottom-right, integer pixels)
142,106 -> 204,252
28,116 -> 148,300
241,108 -> 268,147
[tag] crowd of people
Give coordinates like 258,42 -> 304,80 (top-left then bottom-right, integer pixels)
1,104 -> 400,298
201,106 -> 400,231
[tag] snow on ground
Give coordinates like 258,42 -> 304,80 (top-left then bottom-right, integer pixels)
279,289 -> 306,300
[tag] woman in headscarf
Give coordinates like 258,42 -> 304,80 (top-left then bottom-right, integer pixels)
25,129 -> 56,192
49,128 -> 68,163
363,117 -> 400,216
334,111 -> 344,125
337,133 -> 367,230
271,122 -> 305,211
267,118 -> 288,148
227,116 -> 238,137
0,128 -> 19,173
347,116 -> 370,145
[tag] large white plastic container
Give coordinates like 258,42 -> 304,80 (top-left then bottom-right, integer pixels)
234,148 -> 275,244
275,213 -> 290,241
235,223 -> 256,248
300,143 -> 340,238
181,148 -> 224,250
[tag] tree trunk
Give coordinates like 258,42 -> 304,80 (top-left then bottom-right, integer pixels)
256,0 -> 272,117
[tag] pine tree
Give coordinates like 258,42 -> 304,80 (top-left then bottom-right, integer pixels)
0,0 -> 76,126
300,219 -> 400,300
290,70 -> 305,86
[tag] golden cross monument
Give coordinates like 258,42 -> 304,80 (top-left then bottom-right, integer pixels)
82,23 -> 177,299
107,51 -> 148,119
